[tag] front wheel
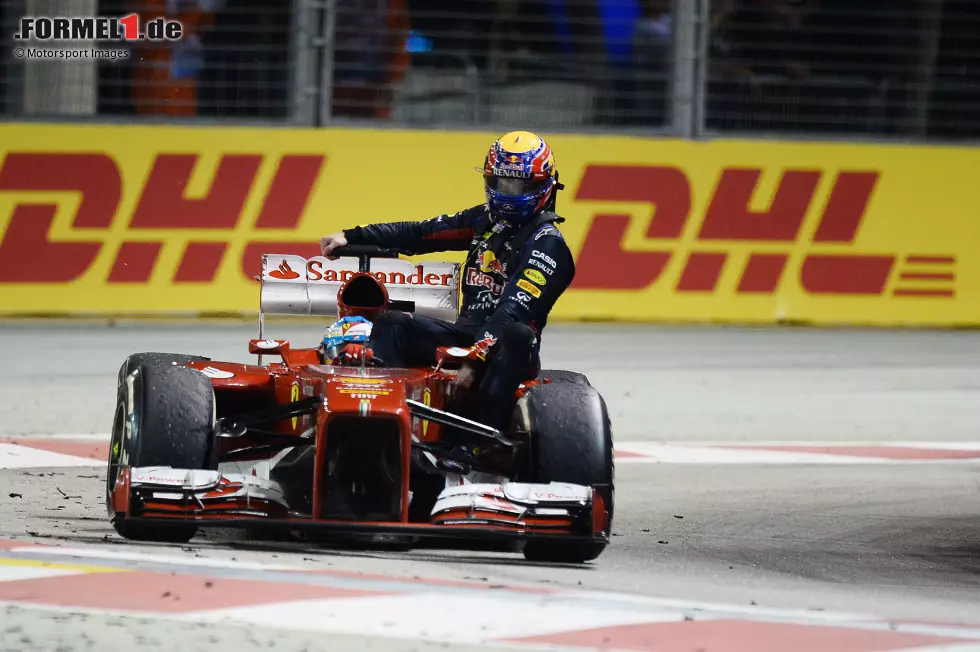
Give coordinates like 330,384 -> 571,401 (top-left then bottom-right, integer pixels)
536,369 -> 591,386
107,359 -> 217,543
518,383 -> 614,563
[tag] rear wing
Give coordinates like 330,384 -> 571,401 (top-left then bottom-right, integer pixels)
259,254 -> 461,322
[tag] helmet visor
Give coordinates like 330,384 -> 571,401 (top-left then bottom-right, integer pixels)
485,174 -> 550,197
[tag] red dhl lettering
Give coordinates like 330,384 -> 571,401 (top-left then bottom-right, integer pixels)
569,164 -> 938,297
0,155 -> 954,301
0,153 -> 119,283
305,261 -> 452,286
0,152 -> 324,284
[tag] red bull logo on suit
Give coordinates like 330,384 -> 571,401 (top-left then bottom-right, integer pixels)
479,250 -> 505,275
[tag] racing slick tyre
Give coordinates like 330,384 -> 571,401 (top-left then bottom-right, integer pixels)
107,360 -> 217,544
116,352 -> 210,390
519,383 -> 614,564
536,370 -> 591,386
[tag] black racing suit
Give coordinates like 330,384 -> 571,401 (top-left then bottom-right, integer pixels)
342,203 -> 575,431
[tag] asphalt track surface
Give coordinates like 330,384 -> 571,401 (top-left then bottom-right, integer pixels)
1,321 -> 979,651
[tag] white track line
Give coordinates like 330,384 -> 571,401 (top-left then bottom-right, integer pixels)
0,443 -> 103,469
4,435 -> 980,468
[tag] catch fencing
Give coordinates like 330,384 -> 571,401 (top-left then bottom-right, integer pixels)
2,0 -> 979,142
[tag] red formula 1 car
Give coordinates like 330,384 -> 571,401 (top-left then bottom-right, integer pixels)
106,246 -> 614,563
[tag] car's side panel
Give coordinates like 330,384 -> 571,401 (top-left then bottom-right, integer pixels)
282,348 -> 321,366
183,361 -> 275,389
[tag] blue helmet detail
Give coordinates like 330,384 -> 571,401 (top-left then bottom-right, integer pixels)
322,315 -> 372,361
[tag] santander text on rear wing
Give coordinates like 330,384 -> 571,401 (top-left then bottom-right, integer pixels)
259,254 -> 461,322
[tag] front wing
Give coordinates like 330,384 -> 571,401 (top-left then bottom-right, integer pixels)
112,466 -> 610,546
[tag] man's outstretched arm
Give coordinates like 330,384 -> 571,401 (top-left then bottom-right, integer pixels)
320,205 -> 485,257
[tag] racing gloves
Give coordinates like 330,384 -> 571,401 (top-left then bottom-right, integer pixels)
333,343 -> 375,365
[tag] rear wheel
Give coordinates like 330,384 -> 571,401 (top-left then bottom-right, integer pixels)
108,358 -> 217,543
518,383 -> 614,563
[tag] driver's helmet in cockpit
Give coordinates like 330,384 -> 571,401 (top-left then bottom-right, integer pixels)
321,315 -> 373,362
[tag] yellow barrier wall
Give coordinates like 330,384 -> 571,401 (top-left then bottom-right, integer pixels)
1,124 -> 978,325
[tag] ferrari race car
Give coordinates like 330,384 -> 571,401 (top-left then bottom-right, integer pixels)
106,246 -> 614,563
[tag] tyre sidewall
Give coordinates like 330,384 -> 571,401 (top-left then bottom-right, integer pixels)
107,361 -> 216,543
518,383 -> 615,563
524,384 -> 614,500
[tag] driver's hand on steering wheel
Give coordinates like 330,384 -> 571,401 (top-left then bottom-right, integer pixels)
319,232 -> 348,260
